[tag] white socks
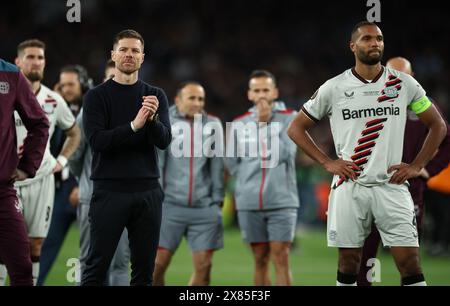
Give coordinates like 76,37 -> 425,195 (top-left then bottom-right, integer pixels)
404,281 -> 427,286
337,281 -> 357,286
32,260 -> 40,286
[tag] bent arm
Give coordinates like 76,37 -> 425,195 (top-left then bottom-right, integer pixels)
287,111 -> 331,167
413,104 -> 447,169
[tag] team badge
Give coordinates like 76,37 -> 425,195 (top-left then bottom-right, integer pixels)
0,81 -> 10,94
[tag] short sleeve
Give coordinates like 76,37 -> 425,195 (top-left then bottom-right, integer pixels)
55,93 -> 76,130
301,82 -> 332,122
404,74 -> 431,115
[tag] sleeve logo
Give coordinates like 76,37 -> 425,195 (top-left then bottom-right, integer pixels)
0,82 -> 10,94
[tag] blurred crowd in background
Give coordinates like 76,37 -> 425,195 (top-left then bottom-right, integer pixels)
1,0 -> 449,255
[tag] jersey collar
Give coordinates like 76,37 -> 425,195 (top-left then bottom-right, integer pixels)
351,66 -> 384,84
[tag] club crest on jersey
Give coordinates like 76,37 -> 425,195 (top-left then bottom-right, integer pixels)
378,75 -> 402,103
0,81 -> 10,94
384,87 -> 398,98
43,103 -> 55,114
43,96 -> 57,114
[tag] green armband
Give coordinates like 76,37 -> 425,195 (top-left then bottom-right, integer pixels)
409,96 -> 432,115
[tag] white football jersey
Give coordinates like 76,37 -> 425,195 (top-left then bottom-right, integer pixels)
302,67 -> 431,187
15,84 -> 75,186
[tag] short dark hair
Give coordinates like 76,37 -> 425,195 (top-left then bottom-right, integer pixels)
60,65 -> 81,75
17,39 -> 46,56
105,59 -> 115,69
113,29 -> 144,51
249,70 -> 277,87
176,81 -> 203,97
351,21 -> 379,41
60,65 -> 93,93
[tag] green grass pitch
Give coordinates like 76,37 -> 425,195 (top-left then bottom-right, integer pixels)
42,225 -> 450,286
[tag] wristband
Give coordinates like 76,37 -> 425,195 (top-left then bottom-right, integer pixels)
57,155 -> 68,168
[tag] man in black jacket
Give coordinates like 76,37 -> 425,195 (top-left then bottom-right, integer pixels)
81,29 -> 172,286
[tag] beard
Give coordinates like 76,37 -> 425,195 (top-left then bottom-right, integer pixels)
25,70 -> 43,82
117,61 -> 139,75
65,94 -> 82,105
357,48 -> 384,66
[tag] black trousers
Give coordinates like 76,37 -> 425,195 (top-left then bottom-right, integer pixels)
81,185 -> 163,286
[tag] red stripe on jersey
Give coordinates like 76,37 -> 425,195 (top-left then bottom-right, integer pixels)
358,133 -> 379,145
351,149 -> 372,161
188,121 -> 194,207
354,158 -> 368,166
378,95 -> 398,103
366,118 -> 388,128
362,124 -> 384,136
385,78 -> 402,87
333,177 -> 346,190
259,141 -> 267,210
354,141 -> 376,153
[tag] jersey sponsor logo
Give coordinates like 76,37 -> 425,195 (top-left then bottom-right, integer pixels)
342,104 -> 400,120
344,91 -> 355,99
0,81 -> 10,94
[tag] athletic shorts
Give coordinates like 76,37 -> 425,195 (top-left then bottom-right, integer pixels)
327,182 -> 419,248
15,174 -> 55,238
237,208 -> 297,244
159,203 -> 224,253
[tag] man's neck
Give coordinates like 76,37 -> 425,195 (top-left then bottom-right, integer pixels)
30,81 -> 41,95
354,62 -> 382,81
113,71 -> 139,85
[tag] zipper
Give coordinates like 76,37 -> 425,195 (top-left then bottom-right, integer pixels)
188,120 -> 194,207
259,140 -> 266,210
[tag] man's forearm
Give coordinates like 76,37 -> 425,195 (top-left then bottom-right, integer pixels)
411,121 -> 447,169
288,126 -> 331,167
60,124 -> 81,159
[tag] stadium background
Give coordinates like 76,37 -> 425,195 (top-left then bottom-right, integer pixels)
1,0 -> 449,285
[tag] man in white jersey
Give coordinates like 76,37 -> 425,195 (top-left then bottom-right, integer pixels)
288,22 -> 447,286
0,39 -> 80,286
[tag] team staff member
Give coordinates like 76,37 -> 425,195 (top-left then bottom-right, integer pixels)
0,58 -> 49,286
70,60 -> 131,286
81,29 -> 172,286
153,81 -> 224,286
226,70 -> 299,286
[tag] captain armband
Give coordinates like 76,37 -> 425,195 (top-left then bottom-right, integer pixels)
409,96 -> 432,115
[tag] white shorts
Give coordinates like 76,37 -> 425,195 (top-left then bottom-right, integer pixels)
327,182 -> 418,248
16,174 -> 55,238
